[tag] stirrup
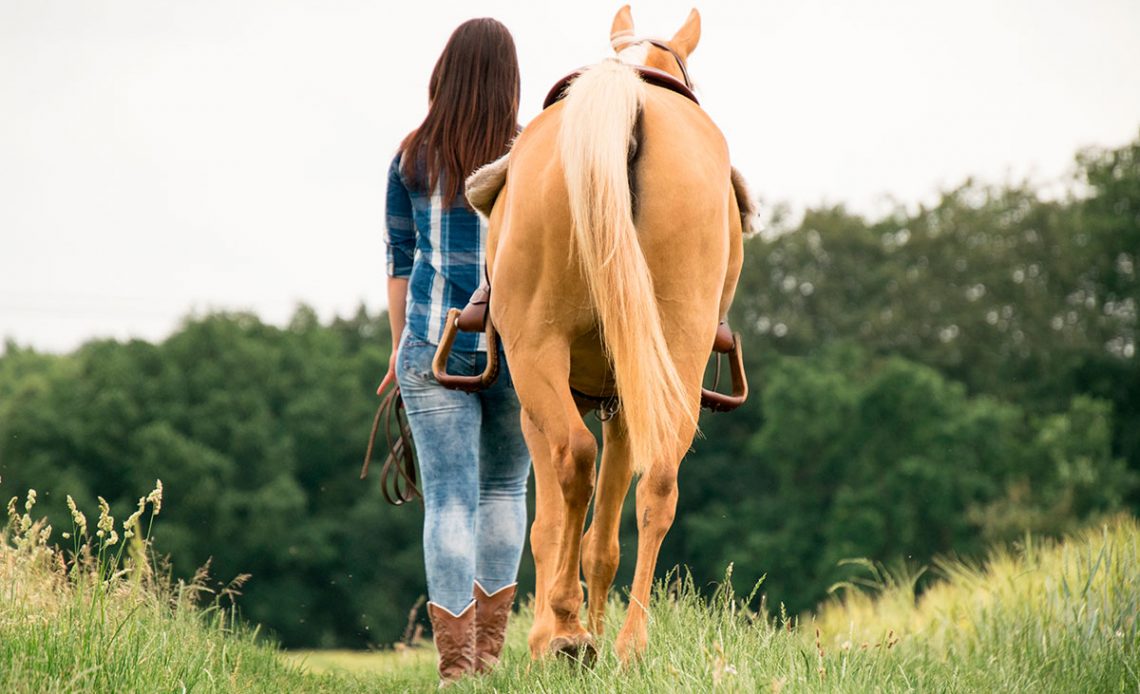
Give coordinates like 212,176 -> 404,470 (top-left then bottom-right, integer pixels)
432,308 -> 501,392
700,324 -> 748,412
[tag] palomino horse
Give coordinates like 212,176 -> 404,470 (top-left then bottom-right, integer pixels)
451,5 -> 753,662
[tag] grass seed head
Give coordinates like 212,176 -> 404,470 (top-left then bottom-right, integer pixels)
124,496 -> 147,537
19,490 -> 38,533
66,495 -> 88,536
147,480 -> 163,516
96,496 -> 115,536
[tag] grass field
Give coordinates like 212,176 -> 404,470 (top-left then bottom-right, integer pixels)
2,485 -> 1138,692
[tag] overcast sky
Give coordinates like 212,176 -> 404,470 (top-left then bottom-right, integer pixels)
3,0 -> 1139,353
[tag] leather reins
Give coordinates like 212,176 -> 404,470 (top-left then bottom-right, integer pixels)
361,384 -> 421,505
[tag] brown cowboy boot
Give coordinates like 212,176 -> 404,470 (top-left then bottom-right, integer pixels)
427,601 -> 476,686
473,581 -> 517,673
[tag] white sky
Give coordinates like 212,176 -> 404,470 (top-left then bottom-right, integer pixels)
2,0 -> 1139,353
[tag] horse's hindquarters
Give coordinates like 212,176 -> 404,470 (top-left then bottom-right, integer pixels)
631,89 -> 735,378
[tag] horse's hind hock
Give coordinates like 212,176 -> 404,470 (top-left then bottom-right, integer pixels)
554,427 -> 597,508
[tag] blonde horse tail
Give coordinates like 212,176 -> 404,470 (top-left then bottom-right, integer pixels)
559,61 -> 695,475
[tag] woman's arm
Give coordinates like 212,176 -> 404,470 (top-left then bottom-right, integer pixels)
379,154 -> 415,393
386,276 -> 409,352
378,276 -> 408,393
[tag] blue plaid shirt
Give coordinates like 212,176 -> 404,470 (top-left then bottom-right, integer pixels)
385,152 -> 487,352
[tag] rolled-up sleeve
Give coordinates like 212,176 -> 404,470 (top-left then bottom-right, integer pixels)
385,153 -> 415,278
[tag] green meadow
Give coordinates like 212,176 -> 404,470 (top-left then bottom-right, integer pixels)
2,486 -> 1136,693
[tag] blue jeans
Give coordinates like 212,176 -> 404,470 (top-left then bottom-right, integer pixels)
395,330 -> 532,615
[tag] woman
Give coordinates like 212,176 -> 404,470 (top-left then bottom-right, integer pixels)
378,17 -> 530,686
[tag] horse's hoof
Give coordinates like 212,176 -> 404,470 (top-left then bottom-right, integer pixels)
615,632 -> 647,666
549,634 -> 598,667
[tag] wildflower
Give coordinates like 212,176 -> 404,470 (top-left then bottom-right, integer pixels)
62,532 -> 71,539
105,529 -> 119,546
6,496 -> 17,524
67,495 -> 88,537
25,489 -> 36,514
147,480 -> 163,516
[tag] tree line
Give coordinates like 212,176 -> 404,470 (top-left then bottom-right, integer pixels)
1,131 -> 1136,648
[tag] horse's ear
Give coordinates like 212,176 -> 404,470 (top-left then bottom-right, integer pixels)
611,4 -> 635,51
670,8 -> 700,58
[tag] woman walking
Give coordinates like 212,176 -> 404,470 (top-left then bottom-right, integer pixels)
378,18 -> 530,686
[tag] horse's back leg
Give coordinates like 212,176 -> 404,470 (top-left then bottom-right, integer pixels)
510,342 -> 598,659
581,413 -> 633,635
522,410 -> 559,657
614,392 -> 700,663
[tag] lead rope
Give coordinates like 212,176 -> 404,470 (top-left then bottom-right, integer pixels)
361,385 -> 422,506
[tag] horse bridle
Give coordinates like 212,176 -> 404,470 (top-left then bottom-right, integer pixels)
611,35 -> 693,91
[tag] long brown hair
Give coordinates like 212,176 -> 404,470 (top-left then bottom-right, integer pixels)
400,18 -> 520,204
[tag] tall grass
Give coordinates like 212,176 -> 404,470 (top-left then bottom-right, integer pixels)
4,481 -> 1137,692
812,518 -> 1140,692
0,484 -> 365,693
337,517 -> 1140,693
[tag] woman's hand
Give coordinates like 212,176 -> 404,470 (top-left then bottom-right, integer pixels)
377,346 -> 398,395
